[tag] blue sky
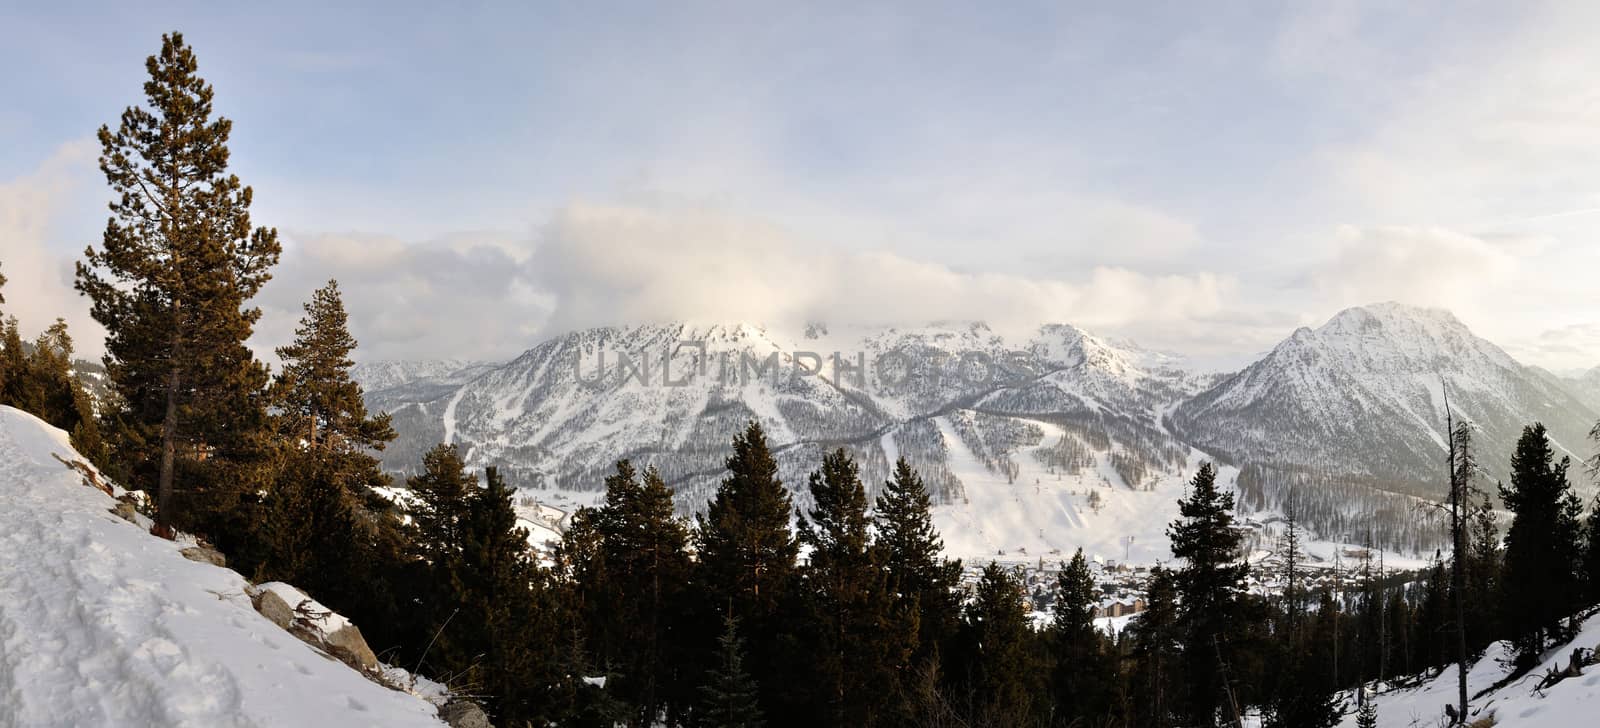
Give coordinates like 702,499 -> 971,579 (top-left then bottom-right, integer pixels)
3,1 -> 1599,369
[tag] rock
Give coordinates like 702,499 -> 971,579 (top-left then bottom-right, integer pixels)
325,623 -> 379,673
251,588 -> 295,630
438,699 -> 492,728
109,501 -> 137,524
179,545 -> 226,567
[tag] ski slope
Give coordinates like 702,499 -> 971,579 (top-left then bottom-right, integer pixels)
0,406 -> 446,728
930,414 -> 1216,565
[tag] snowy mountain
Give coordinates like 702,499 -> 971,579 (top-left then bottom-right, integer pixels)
1563,365 -> 1600,413
360,305 -> 1600,560
359,321 -> 1215,561
1172,303 -> 1598,494
0,406 -> 447,728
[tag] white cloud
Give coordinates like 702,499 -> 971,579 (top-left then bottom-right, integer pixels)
530,202 -> 1232,349
1311,226 -> 1523,311
254,230 -> 551,363
0,141 -> 101,352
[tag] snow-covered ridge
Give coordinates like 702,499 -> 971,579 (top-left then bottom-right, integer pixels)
360,304 -> 1600,561
0,406 -> 446,728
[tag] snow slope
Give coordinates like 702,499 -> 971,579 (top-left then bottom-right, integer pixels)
1339,611 -> 1600,727
0,406 -> 446,728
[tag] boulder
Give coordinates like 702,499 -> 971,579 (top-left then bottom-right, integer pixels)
251,588 -> 295,630
325,623 -> 379,673
179,545 -> 226,567
109,501 -> 137,524
438,699 -> 492,728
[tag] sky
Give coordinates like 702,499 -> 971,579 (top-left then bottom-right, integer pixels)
3,0 -> 1600,372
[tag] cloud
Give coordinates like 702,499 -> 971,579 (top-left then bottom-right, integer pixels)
530,202 -> 1232,349
1506,323 -> 1600,375
1311,225 -> 1524,310
0,141 -> 101,351
254,230 -> 551,363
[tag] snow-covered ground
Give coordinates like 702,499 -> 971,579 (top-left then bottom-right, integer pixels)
1338,612 -> 1600,727
931,413 -> 1230,565
0,406 -> 446,728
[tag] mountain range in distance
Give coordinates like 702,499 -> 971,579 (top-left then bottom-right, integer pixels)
353,302 -> 1600,561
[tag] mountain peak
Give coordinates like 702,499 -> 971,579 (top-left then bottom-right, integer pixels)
1322,301 -> 1466,335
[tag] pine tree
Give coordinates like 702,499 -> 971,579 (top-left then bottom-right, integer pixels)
874,458 -> 963,667
694,422 -> 799,723
406,443 -> 479,676
796,449 -> 913,727
270,280 -> 394,454
76,32 -> 281,535
409,444 -> 477,565
1584,495 -> 1600,605
1499,423 -> 1584,665
699,614 -> 765,728
1167,462 -> 1249,728
956,563 -> 1042,728
1128,566 -> 1180,728
1046,549 -> 1115,725
457,466 -> 551,726
258,281 -> 398,592
1355,696 -> 1378,728
1465,493 -> 1501,651
582,461 -> 695,727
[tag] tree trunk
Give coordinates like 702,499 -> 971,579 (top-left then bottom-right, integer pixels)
156,364 -> 179,534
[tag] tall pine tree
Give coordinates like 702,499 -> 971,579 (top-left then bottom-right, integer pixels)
76,32 -> 281,536
585,461 -> 695,727
874,458 -> 963,667
796,449 -> 914,727
1045,549 -> 1116,726
954,563 -> 1042,728
1499,423 -> 1584,665
694,422 -> 799,724
1168,462 -> 1249,728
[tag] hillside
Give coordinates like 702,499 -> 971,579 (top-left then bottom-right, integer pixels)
1338,610 -> 1600,727
0,406 -> 447,728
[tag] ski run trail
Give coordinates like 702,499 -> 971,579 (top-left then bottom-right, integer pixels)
0,406 -> 444,728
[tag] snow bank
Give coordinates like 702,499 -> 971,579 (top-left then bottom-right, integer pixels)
1340,612 -> 1600,727
0,406 -> 445,728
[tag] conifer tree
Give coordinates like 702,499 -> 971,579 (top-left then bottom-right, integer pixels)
956,563 -> 1042,728
1499,423 -> 1584,665
1128,566 -> 1180,727
874,458 -> 963,664
0,317 -> 104,463
796,449 -> 913,727
0,317 -> 21,407
409,444 -> 477,565
1584,496 -> 1600,605
699,614 -> 765,728
1465,493 -> 1501,651
1167,462 -> 1249,728
694,422 -> 799,724
583,461 -> 695,727
76,32 -> 281,535
258,280 -> 398,592
696,422 -> 798,614
1355,696 -> 1378,728
1046,549 -> 1115,725
457,467 -> 552,725
270,280 -> 394,454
